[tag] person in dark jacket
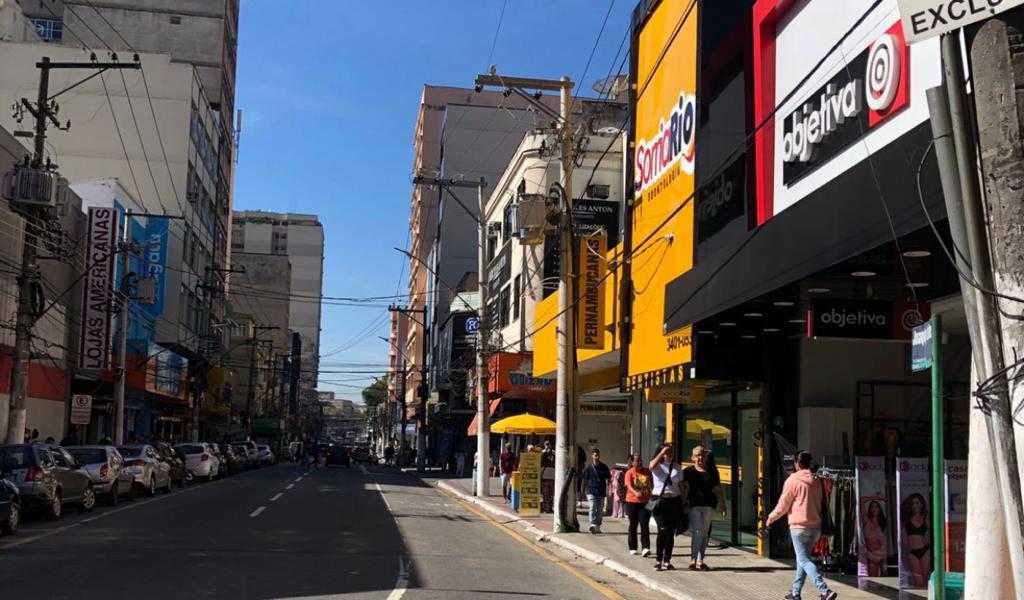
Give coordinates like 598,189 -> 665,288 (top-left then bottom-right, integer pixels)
581,448 -> 612,533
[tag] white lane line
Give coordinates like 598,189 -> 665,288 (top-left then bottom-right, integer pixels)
385,556 -> 408,600
295,477 -> 303,482
80,517 -> 97,523
285,483 -> 295,490
359,466 -> 369,475
270,493 -> 283,502
374,481 -> 393,511
249,506 -> 266,518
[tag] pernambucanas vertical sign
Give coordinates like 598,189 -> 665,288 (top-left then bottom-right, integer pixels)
897,0 -> 1024,44
577,235 -> 607,350
78,206 -> 118,370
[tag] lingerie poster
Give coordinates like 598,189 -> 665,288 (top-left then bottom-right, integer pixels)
856,456 -> 888,577
944,459 -> 967,573
896,458 -> 931,588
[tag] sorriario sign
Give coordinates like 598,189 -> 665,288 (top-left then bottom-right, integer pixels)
781,23 -> 910,185
633,91 -> 696,198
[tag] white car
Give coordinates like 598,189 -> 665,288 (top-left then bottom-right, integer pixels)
257,444 -> 276,465
116,445 -> 172,496
176,443 -> 221,482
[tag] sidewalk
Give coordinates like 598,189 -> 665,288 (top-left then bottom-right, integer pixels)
424,473 -> 926,600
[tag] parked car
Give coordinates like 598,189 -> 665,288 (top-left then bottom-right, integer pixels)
205,444 -> 227,477
287,441 -> 303,463
176,444 -> 220,481
67,446 -> 136,505
0,444 -> 95,520
257,444 -> 276,466
0,477 -> 19,535
117,445 -> 172,496
325,445 -> 350,468
218,444 -> 242,475
232,442 -> 258,469
155,442 -> 188,486
351,445 -> 375,465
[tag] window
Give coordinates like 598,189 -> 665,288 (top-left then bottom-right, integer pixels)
512,275 -> 521,321
503,204 -> 513,242
30,18 -> 62,42
499,286 -> 511,329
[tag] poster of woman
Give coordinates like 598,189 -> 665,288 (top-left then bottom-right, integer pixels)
856,456 -> 888,577
897,457 -> 932,588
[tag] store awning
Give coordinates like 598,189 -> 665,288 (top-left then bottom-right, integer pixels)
467,399 -> 501,436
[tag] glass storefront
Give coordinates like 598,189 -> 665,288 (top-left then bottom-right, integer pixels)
676,387 -> 763,548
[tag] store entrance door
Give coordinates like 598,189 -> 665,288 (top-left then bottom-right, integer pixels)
678,388 -> 762,548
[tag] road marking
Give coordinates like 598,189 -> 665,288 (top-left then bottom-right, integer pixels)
0,521 -> 79,551
80,517 -> 97,523
270,493 -> 283,502
359,466 -> 369,475
286,483 -> 295,490
295,477 -> 303,482
436,486 -> 625,600
249,506 -> 266,517
385,556 -> 408,600
374,481 -> 393,511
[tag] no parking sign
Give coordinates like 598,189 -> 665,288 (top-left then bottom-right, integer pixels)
70,394 -> 93,425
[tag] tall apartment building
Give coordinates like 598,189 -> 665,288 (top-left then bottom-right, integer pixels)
230,211 -> 324,417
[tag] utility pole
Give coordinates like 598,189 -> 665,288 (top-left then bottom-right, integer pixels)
389,305 -> 429,471
245,326 -> 278,437
3,56 -> 138,444
475,72 -> 575,530
409,176 -> 489,489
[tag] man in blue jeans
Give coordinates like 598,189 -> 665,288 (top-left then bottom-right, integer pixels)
581,448 -> 611,533
767,451 -> 837,600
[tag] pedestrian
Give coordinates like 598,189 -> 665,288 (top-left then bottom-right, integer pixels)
99,435 -> 112,445
60,431 -> 78,447
683,445 -> 726,571
455,451 -> 466,477
581,448 -> 611,534
499,443 -> 516,503
44,436 -> 55,444
649,443 -> 685,571
767,451 -> 838,600
624,453 -> 653,556
540,440 -> 555,513
384,444 -> 395,466
30,428 -> 39,442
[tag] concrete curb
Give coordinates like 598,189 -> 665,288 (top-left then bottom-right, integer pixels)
432,479 -> 695,600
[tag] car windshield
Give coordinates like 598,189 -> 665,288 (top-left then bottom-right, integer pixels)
69,448 -> 107,464
1,446 -> 33,470
178,445 -> 204,455
117,447 -> 143,457
258,445 -> 269,451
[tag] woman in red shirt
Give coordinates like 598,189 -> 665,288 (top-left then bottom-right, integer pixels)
624,453 -> 654,556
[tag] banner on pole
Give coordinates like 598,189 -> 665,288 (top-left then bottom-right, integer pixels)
856,456 -> 890,577
945,459 -> 967,573
577,235 -> 607,350
78,206 -> 118,370
896,457 -> 932,588
518,451 -> 541,517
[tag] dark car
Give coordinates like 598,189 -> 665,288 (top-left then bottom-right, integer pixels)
155,442 -> 188,486
0,444 -> 95,520
351,445 -> 375,465
218,444 -> 242,475
0,477 -> 19,535
325,445 -> 351,468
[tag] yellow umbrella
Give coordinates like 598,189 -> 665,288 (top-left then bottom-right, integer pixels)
686,418 -> 731,440
490,412 -> 557,435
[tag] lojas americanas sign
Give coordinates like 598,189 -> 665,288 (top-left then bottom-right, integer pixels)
78,207 -> 118,370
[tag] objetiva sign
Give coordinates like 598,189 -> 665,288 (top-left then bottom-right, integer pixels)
810,299 -> 928,340
782,23 -> 911,185
78,207 -> 118,370
898,0 -> 1024,44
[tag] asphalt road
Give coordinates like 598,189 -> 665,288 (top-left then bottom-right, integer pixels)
0,463 -> 658,599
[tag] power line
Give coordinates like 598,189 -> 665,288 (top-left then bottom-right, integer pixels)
483,0 -> 510,71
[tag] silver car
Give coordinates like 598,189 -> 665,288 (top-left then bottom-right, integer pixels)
116,445 -> 172,496
68,446 -> 136,505
176,443 -> 220,481
257,444 -> 276,465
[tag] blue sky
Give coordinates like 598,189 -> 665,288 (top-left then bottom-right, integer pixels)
233,1 -> 635,401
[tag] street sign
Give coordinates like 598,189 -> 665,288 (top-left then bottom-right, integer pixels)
70,394 -> 93,425
911,321 -> 934,372
898,0 -> 1024,44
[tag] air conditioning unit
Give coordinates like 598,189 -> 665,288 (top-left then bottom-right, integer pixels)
514,193 -> 548,245
2,167 -> 66,213
486,222 -> 502,237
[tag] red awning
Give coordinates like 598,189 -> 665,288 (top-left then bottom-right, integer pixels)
467,399 -> 501,436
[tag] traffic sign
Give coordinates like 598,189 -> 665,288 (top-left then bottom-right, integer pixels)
898,0 -> 1024,44
70,394 -> 93,425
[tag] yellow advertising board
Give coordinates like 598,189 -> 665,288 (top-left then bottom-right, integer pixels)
517,451 -> 541,517
577,235 -> 607,350
628,0 -> 698,383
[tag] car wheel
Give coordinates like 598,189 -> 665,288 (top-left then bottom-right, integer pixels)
126,481 -> 137,501
47,491 -> 62,521
163,476 -> 172,494
1,502 -> 19,535
146,476 -> 156,497
80,486 -> 96,512
109,482 -> 119,506
185,470 -> 195,485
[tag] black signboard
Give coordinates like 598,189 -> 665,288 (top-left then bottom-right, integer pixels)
697,155 -> 746,242
542,234 -> 560,299
439,312 -> 478,373
488,242 -> 512,296
572,200 -> 620,247
809,299 -> 894,340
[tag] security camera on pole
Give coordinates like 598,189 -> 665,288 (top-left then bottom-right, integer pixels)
474,72 -> 576,531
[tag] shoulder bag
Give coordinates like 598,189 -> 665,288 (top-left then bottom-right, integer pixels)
648,464 -> 675,514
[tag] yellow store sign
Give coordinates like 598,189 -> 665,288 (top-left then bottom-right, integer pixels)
628,0 -> 699,385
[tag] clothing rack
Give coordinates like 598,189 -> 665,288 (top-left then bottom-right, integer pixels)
815,467 -> 858,574
817,467 -> 854,480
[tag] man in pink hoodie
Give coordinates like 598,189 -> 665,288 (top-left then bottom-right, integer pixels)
767,451 -> 837,600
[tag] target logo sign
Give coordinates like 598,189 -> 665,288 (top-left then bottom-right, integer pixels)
865,23 -> 910,127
